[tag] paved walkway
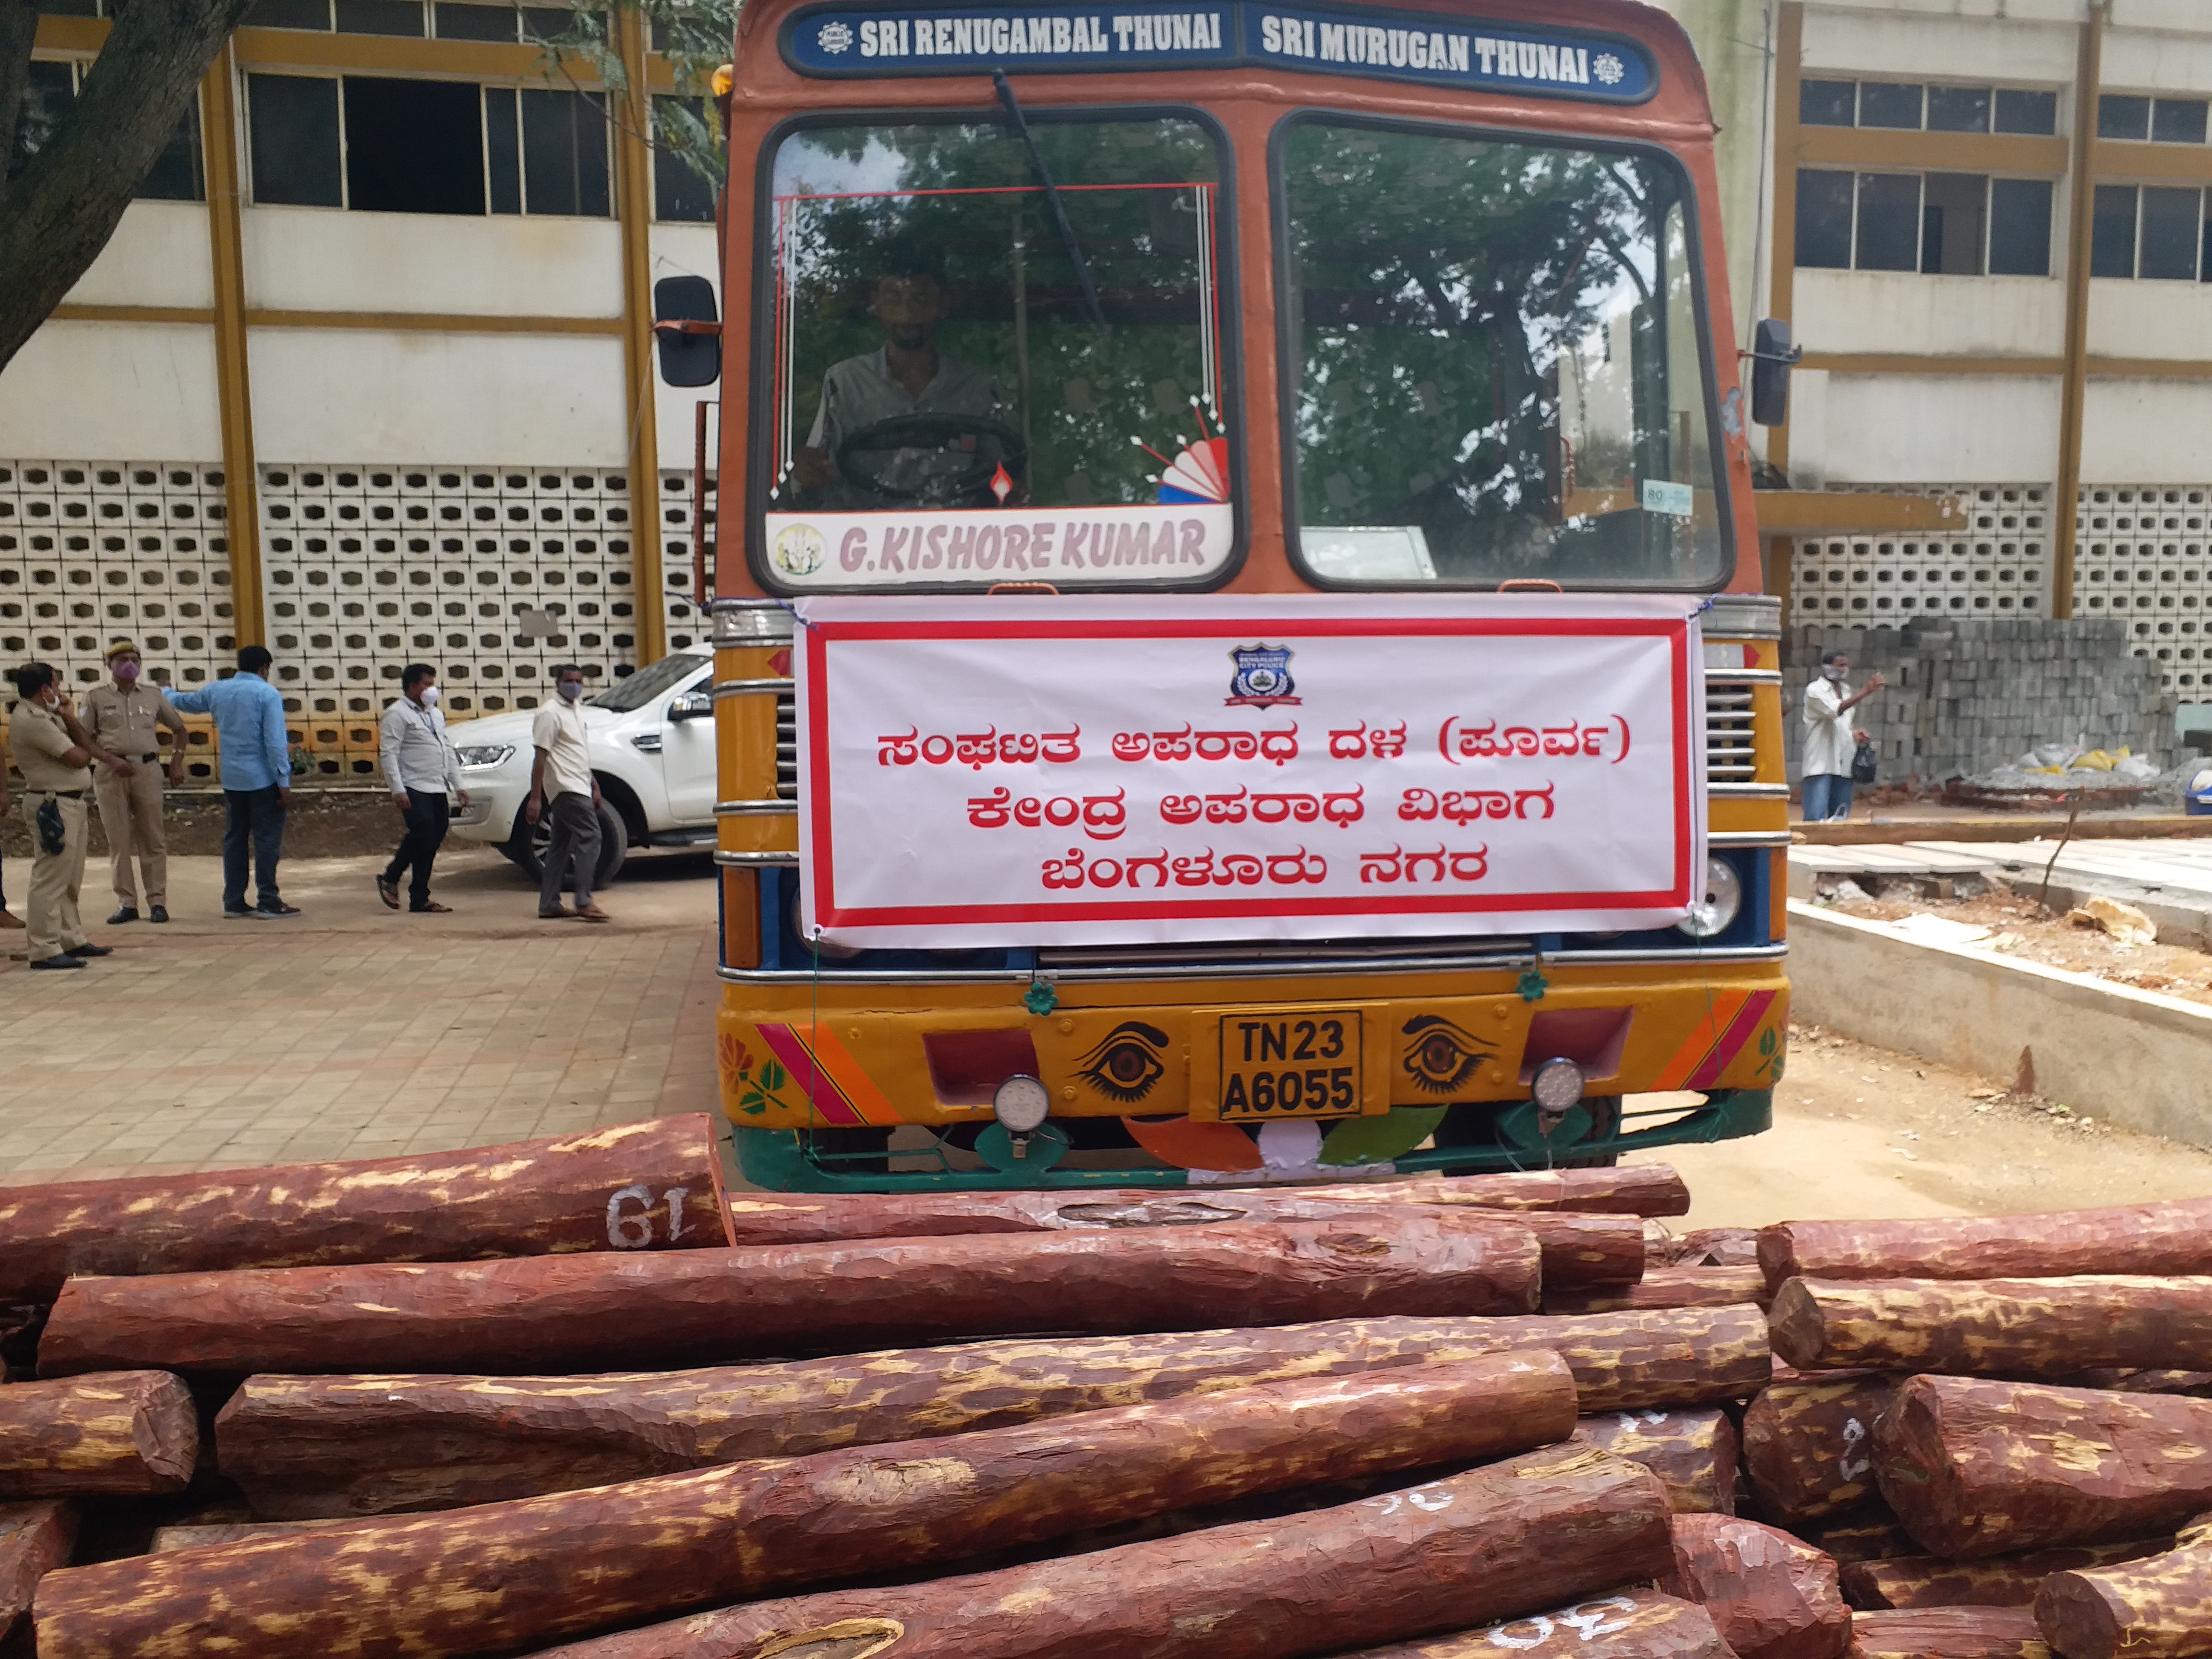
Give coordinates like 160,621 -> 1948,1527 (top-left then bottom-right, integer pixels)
0,845 -> 721,1181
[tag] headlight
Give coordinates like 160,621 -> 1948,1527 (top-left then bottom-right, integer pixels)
1529,1057 -> 1586,1114
456,744 -> 516,769
993,1074 -> 1052,1133
1676,855 -> 1743,938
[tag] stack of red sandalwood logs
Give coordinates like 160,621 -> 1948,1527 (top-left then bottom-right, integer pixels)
8,1123 -> 2212,1659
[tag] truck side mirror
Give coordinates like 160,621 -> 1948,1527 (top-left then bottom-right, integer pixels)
653,275 -> 721,388
1751,318 -> 1802,428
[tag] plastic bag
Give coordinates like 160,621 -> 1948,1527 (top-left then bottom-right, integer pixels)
1851,740 -> 1878,784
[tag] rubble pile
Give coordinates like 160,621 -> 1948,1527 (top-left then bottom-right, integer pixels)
5,1122 -> 2212,1658
1947,742 -> 2162,810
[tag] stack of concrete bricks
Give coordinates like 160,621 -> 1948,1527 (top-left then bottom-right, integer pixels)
1779,619 -> 2173,783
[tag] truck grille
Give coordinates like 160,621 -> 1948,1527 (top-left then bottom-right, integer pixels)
1706,681 -> 1757,783
776,691 -> 797,800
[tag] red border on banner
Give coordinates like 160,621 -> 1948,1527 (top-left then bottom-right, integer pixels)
802,615 -> 1696,930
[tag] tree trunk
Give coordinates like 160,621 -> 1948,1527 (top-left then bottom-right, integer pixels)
720,1191 -> 1641,1288
2034,1538 -> 2212,1659
1334,1591 -> 1732,1658
1280,1166 -> 1690,1217
1848,1608 -> 2049,1659
0,1501 -> 77,1649
519,1445 -> 1677,1659
32,1356 -> 1581,1659
1874,1375 -> 2212,1558
0,1372 -> 197,1498
1768,1275 -> 2212,1376
1572,1409 -> 1738,1515
38,1214 -> 1545,1379
217,1304 -> 1771,1519
0,1116 -> 733,1307
1657,1513 -> 1851,1659
1758,1199 -> 2212,1290
1741,1374 -> 1896,1522
1843,1539 -> 2174,1610
1544,1266 -> 1766,1316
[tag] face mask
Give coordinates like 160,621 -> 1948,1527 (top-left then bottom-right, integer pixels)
1824,665 -> 1847,683
113,661 -> 140,683
37,688 -> 60,711
419,685 -> 440,709
557,681 -> 584,702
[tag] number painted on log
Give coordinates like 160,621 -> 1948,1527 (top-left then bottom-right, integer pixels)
604,1186 -> 694,1249
1839,1416 -> 1871,1482
1481,1597 -> 1637,1648
1364,1481 -> 1454,1517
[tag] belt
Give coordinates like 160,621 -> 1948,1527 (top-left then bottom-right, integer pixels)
133,753 -> 158,764
28,789 -> 86,800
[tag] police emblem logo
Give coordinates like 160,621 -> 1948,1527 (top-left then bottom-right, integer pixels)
1226,644 -> 1299,708
773,523 -> 826,576
817,20 -> 854,52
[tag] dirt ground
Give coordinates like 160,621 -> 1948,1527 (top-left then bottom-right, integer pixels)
1635,1017 -> 2212,1230
0,789 -> 417,862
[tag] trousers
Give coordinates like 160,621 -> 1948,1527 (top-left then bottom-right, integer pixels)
385,791 -> 450,909
95,761 -> 168,908
19,793 -> 89,961
223,786 -> 287,913
541,791 -> 601,912
1802,773 -> 1854,822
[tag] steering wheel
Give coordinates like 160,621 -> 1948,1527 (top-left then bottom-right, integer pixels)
836,412 -> 1029,507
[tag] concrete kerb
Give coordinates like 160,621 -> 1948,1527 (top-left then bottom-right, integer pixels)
1787,899 -> 2212,1151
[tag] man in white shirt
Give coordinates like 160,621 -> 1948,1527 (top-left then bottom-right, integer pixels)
527,662 -> 609,923
377,663 -> 468,914
1802,650 -> 1885,822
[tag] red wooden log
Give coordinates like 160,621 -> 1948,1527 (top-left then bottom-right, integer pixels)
1843,1539 -> 2174,1610
1875,1375 -> 2212,1558
2067,1367 -> 2212,1396
37,1213 -> 1543,1378
521,1444 -> 1678,1659
1758,1198 -> 2212,1291
1572,1409 -> 1739,1515
1544,1266 -> 1767,1317
218,1305 -> 1771,1518
1767,1275 -> 2212,1376
1656,1513 -> 1851,1659
1741,1374 -> 1896,1522
33,1355 -> 1581,1659
0,1501 -> 77,1650
1342,1591 -> 1733,1658
1799,1507 -> 1919,1565
1278,1166 -> 1692,1217
0,1116 -> 733,1306
0,1372 -> 197,1498
1849,1608 -> 2049,1659
722,1191 -> 1644,1288
2033,1538 -> 2212,1659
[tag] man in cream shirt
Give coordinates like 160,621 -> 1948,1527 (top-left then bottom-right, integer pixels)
1802,650 -> 1885,822
526,663 -> 608,923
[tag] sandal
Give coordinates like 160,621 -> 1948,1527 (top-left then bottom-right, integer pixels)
375,875 -> 400,911
410,901 -> 454,914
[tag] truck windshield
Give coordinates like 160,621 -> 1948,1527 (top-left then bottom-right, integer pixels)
758,114 -> 1231,588
1279,119 -> 1726,589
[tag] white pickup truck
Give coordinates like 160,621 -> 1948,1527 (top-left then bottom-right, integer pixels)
445,651 -> 724,885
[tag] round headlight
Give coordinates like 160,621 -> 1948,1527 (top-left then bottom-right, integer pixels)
1676,855 -> 1744,939
992,1074 -> 1052,1134
1530,1057 -> 1586,1114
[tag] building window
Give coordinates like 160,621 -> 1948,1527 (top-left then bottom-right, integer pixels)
1796,169 -> 2052,277
652,96 -> 715,222
247,72 -> 611,217
1800,80 -> 2059,137
435,1 -> 572,42
13,59 -> 205,200
2092,184 -> 2209,281
2100,95 -> 2210,145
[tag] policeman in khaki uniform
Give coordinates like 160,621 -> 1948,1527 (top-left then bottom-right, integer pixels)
81,640 -> 187,924
8,662 -> 119,970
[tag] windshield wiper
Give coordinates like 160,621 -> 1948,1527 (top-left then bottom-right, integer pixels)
993,70 -> 1109,339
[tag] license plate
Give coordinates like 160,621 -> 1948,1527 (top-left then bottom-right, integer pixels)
1216,1010 -> 1363,1121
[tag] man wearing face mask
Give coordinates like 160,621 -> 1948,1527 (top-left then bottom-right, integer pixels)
377,663 -> 468,914
7,662 -> 120,970
1802,649 -> 1885,823
83,640 -> 188,925
525,663 -> 609,923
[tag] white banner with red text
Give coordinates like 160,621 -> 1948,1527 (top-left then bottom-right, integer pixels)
793,593 -> 1707,948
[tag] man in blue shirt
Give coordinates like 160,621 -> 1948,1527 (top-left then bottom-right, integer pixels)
168,645 -> 300,919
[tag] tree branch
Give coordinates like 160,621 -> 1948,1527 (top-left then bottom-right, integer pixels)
0,0 -> 40,217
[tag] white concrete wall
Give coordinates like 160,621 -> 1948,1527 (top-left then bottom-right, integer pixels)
0,324 -> 222,461
245,328 -> 628,464
2086,280 -> 2212,361
2081,380 -> 2212,481
1821,372 -> 2064,482
63,203 -> 216,312
1796,270 -> 2067,359
1801,6 -> 2081,84
242,206 -> 625,319
2104,21 -> 2212,90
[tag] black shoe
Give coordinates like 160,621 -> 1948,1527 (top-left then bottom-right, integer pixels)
149,906 -> 169,924
29,954 -> 85,970
257,901 -> 302,917
375,875 -> 400,911
108,906 -> 139,925
70,942 -> 114,957
224,907 -> 255,920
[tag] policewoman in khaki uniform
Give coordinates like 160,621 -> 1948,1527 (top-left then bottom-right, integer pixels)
7,662 -> 118,970
82,640 -> 187,924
